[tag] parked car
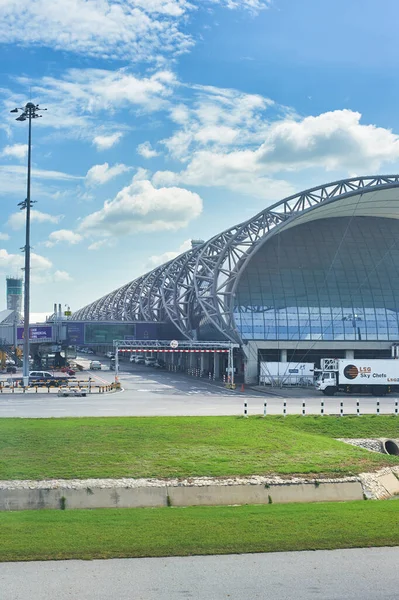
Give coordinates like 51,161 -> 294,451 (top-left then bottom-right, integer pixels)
60,366 -> 76,376
105,351 -> 114,359
144,357 -> 157,367
28,371 -> 70,387
6,365 -> 17,374
89,360 -> 102,370
130,354 -> 145,364
86,348 -> 95,355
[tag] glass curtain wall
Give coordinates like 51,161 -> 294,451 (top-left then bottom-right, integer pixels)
234,216 -> 399,341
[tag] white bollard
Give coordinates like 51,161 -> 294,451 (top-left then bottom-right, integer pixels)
283,401 -> 286,417
340,401 -> 344,417
395,400 -> 398,416
244,402 -> 248,418
356,400 -> 360,416
302,401 -> 306,417
263,401 -> 267,417
376,400 -> 380,416
320,400 -> 324,416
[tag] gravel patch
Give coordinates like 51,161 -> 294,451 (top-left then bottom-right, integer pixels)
337,438 -> 383,453
0,474 -> 359,491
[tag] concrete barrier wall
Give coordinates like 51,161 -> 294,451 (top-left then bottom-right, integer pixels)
0,481 -> 364,511
168,482 -> 364,507
0,486 -> 167,511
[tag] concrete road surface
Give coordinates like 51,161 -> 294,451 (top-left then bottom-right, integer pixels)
1,547 -> 398,599
0,355 -> 397,417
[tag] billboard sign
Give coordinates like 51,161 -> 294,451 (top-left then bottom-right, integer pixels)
66,322 -> 85,346
17,326 -> 53,341
338,360 -> 399,385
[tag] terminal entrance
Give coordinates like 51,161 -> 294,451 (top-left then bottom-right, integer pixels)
113,340 -> 239,384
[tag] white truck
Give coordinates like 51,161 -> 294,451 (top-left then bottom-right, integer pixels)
260,362 -> 314,386
315,358 -> 399,396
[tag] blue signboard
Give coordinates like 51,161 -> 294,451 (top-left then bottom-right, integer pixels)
17,326 -> 53,341
66,322 -> 85,346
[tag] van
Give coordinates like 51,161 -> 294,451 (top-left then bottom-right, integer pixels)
130,354 -> 145,364
89,361 -> 102,370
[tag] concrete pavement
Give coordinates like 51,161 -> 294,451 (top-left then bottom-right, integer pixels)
0,356 -> 397,417
1,547 -> 398,599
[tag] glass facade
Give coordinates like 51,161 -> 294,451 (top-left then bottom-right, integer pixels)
234,216 -> 399,341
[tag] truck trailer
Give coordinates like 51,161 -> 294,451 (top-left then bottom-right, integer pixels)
315,358 -> 399,396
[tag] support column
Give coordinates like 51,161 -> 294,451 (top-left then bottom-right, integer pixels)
280,349 -> 287,362
213,352 -> 220,379
345,350 -> 354,359
242,342 -> 258,384
200,352 -> 205,372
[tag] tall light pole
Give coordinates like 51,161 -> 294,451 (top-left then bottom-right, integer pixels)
11,102 -> 46,386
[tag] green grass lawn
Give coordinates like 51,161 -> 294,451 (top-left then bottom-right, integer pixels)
0,501 -> 398,561
0,416 -> 398,480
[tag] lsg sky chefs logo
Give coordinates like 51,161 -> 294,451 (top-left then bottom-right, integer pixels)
343,364 -> 359,380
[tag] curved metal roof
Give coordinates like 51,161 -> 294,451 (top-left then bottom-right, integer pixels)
72,175 -> 399,342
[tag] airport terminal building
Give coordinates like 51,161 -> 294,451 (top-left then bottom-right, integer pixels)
73,176 -> 399,382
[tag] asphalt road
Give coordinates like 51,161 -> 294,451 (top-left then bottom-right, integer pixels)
1,547 -> 398,600
0,355 -> 397,417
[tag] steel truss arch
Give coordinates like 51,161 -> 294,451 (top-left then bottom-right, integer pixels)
160,247 -> 202,339
193,175 -> 399,342
72,176 -> 399,339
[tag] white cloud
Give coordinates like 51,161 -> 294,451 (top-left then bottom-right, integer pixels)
137,141 -> 159,159
0,0 -> 194,62
155,109 -> 399,199
210,0 -> 270,13
1,144 -> 28,160
0,165 -> 82,181
79,176 -> 203,237
0,165 -> 81,200
45,229 -> 83,247
147,238 -> 191,267
163,85 -> 274,160
153,149 -> 295,199
0,248 -> 52,272
7,209 -> 63,230
0,1 -> 266,66
0,232 -> 10,240
87,239 -> 115,251
85,162 -> 132,186
253,109 -> 399,172
53,270 -> 72,282
0,250 -> 73,284
16,68 -> 178,143
93,132 -> 123,150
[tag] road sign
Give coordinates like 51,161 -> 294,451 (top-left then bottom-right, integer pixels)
170,340 -> 179,349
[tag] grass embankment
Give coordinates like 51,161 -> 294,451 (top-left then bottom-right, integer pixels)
0,416 -> 398,480
0,501 -> 398,561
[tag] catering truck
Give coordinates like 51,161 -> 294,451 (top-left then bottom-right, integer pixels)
315,358 -> 399,396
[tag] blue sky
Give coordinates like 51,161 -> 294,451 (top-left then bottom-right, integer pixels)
1,0 -> 399,317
